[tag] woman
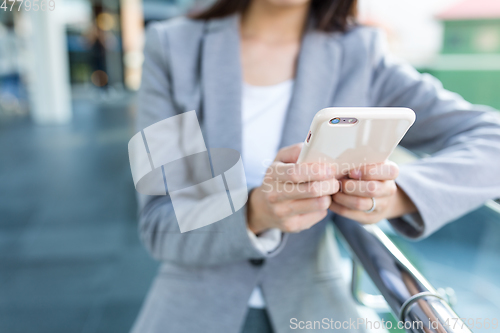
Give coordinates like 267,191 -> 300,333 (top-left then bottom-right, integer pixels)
132,0 -> 500,332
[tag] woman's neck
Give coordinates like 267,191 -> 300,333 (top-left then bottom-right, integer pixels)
240,0 -> 309,44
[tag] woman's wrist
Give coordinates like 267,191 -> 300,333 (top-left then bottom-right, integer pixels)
246,189 -> 270,235
387,186 -> 417,219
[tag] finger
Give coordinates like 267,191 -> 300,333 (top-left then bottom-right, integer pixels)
274,143 -> 304,163
332,192 -> 374,211
268,162 -> 335,183
283,210 -> 329,233
287,196 -> 332,215
328,201 -> 381,225
340,179 -> 397,198
273,178 -> 340,201
349,161 -> 399,181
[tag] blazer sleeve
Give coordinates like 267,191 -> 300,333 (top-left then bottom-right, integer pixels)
136,23 -> 283,266
368,29 -> 500,239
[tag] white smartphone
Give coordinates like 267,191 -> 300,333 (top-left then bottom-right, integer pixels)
297,107 -> 415,177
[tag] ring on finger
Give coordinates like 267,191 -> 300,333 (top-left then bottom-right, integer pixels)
364,197 -> 376,213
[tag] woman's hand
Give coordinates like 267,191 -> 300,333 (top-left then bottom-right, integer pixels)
247,144 -> 340,234
329,161 -> 417,224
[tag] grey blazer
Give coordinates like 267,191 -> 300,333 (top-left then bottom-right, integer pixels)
131,14 -> 500,333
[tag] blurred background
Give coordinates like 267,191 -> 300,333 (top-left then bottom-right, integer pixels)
1,0 -> 499,332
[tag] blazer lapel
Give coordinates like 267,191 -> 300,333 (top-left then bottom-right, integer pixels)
200,15 -> 343,153
201,15 -> 243,152
280,30 -> 343,148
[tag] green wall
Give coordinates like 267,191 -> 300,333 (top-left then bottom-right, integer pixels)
443,19 -> 500,54
418,18 -> 500,110
419,69 -> 500,110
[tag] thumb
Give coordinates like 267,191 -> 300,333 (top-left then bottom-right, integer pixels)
274,143 -> 303,163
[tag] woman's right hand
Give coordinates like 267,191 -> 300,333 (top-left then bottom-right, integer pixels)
247,144 -> 340,234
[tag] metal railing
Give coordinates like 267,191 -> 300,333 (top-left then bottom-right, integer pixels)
330,146 -> 500,332
334,216 -> 473,333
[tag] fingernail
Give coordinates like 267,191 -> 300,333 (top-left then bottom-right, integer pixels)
351,169 -> 361,179
326,166 -> 333,177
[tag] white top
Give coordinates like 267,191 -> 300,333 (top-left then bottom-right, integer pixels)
241,79 -> 294,308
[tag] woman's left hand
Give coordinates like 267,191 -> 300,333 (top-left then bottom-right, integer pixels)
329,161 -> 417,224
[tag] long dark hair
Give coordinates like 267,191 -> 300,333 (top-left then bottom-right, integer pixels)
190,0 -> 358,32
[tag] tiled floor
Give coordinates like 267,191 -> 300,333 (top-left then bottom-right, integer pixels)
0,97 -> 158,333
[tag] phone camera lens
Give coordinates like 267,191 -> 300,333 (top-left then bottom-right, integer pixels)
330,118 -> 340,124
